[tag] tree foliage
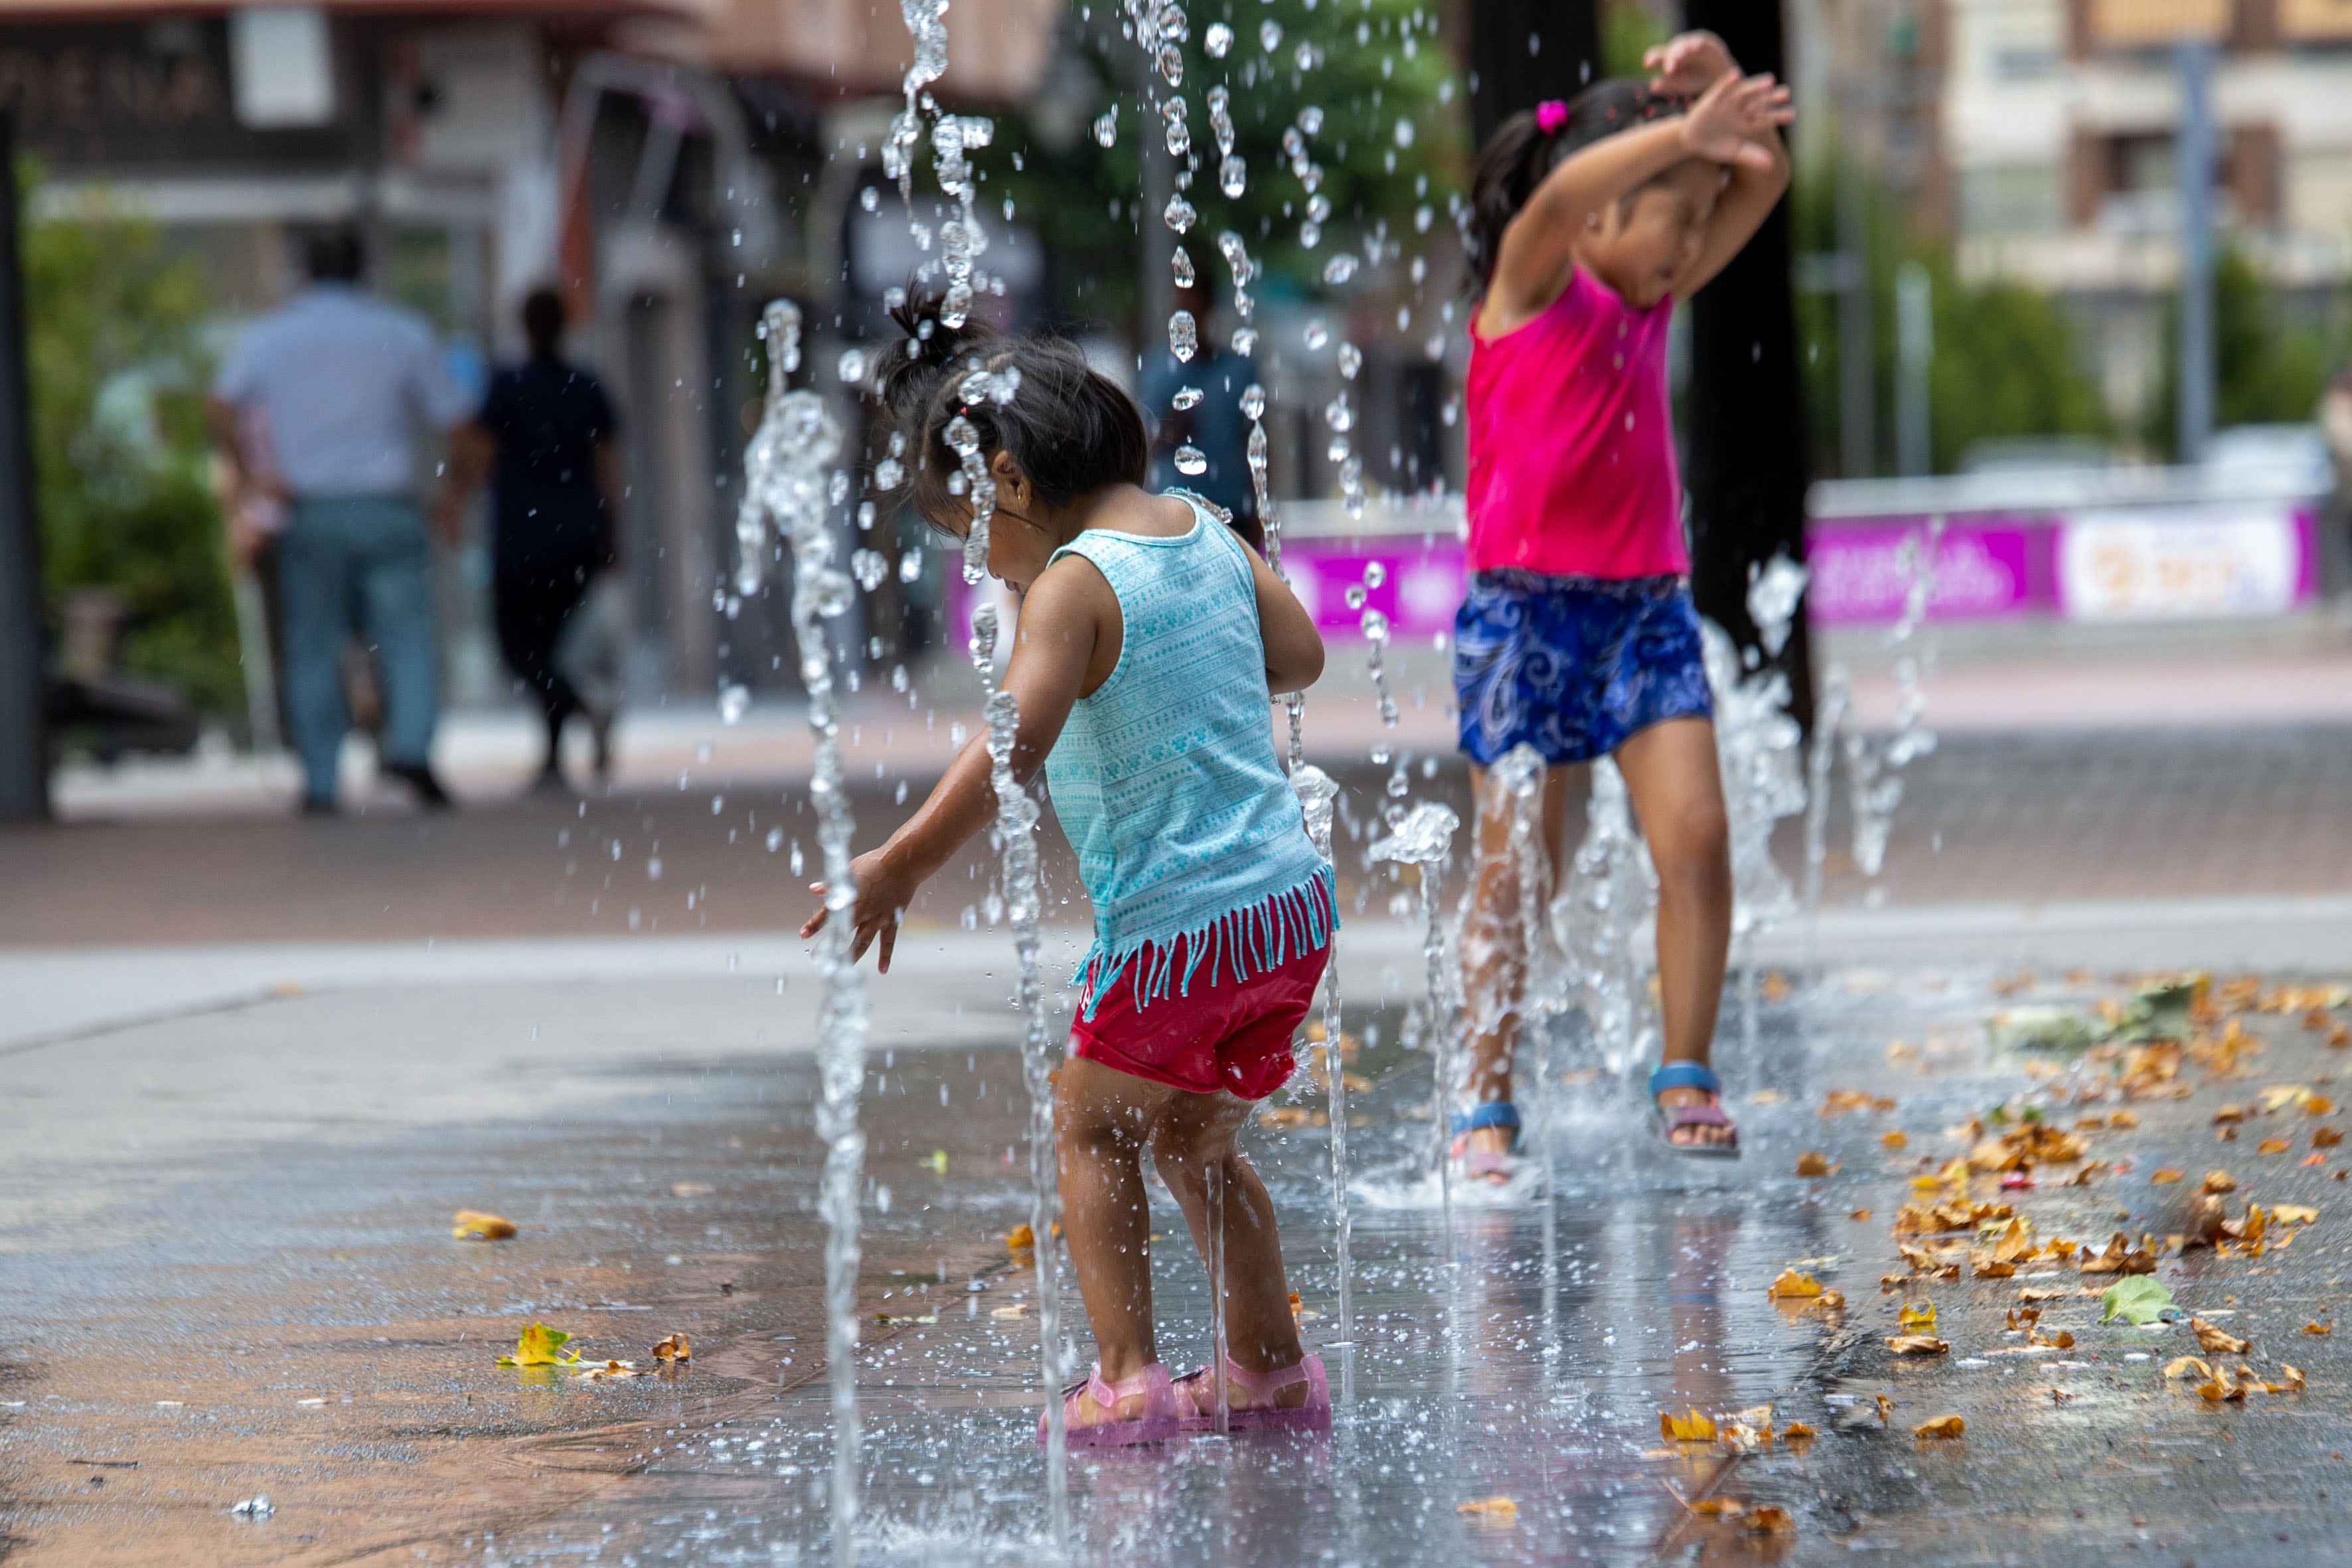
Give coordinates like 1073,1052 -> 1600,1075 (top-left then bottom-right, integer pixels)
24,186 -> 238,716
2142,248 -> 2337,458
971,0 -> 1468,327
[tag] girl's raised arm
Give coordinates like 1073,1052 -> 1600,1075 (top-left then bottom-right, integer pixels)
801,557 -> 1111,971
1670,70 -> 1794,301
1486,116 -> 1691,331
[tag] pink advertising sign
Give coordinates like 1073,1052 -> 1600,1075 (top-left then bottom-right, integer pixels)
1803,516 -> 2053,625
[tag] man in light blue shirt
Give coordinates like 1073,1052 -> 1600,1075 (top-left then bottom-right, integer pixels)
210,228 -> 473,813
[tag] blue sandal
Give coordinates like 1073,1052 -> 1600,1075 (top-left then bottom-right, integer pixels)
1449,1101 -> 1523,1180
1648,1062 -> 1740,1159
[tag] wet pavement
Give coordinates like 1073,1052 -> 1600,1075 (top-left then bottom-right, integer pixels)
9,942 -> 2352,1565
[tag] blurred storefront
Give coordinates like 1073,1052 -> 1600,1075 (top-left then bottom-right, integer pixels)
5,0 -> 1060,718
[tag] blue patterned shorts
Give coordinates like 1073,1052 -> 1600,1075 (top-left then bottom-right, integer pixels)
1453,570 -> 1715,767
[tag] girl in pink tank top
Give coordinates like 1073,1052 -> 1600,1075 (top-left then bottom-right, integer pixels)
1449,35 -> 1792,1171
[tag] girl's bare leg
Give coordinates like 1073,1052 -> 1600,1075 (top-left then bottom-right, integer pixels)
1148,1089 -> 1307,1406
1613,717 -> 1735,1149
1459,763 -> 1574,1160
1054,1056 -> 1180,1416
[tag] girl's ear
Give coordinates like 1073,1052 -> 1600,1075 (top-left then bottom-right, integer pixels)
988,448 -> 1026,504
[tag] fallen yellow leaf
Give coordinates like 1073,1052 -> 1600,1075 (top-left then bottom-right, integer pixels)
496,1322 -> 581,1368
1660,1408 -> 1717,1443
1745,1504 -> 1796,1535
1689,1498 -> 1745,1518
1767,1268 -> 1823,1300
1849,1208 -> 1873,1221
1794,1151 -> 1838,1178
1900,1300 -> 1937,1333
2164,1356 -> 2213,1381
1006,1223 -> 1035,1253
2258,1137 -> 2293,1155
1881,1130 -> 1909,1150
1889,1334 -> 1950,1356
451,1210 -> 516,1241
1783,1421 -> 1817,1443
1456,1496 -> 1518,1522
2191,1318 -> 2250,1355
2306,1321 -> 2332,1336
2202,1170 -> 2238,1194
2150,1168 -> 2185,1184
2274,1204 -> 2320,1225
1913,1414 -> 1964,1439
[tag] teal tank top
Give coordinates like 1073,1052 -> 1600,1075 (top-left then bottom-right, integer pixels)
1044,493 -> 1334,1016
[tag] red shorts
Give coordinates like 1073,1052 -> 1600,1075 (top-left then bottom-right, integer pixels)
1069,933 -> 1331,1102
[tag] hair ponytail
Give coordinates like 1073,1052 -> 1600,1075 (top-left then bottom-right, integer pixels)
868,283 -> 1148,524
1465,78 -> 1687,289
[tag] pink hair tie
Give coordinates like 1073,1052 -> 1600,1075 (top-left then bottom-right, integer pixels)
1535,99 -> 1569,135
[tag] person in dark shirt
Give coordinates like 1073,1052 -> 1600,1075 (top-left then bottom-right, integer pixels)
1140,279 -> 1262,550
439,289 -> 622,789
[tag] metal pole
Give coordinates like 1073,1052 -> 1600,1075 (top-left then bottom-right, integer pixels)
1834,100 -> 1875,478
2177,36 -> 2216,463
0,111 -> 48,821
1895,260 -> 1933,477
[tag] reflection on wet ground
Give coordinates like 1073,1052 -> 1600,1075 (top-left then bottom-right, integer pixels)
13,963 -> 2352,1565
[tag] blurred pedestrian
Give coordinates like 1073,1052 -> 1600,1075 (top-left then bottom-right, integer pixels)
208,228 -> 471,814
438,288 -> 623,791
1450,34 -> 1792,1172
1140,279 -> 1261,548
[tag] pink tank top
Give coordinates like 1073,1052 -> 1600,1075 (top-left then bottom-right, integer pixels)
1464,266 -> 1687,580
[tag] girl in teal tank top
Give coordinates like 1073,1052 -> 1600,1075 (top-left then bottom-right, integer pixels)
803,294 -> 1338,1444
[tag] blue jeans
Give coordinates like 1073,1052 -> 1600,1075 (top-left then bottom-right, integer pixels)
278,497 -> 439,802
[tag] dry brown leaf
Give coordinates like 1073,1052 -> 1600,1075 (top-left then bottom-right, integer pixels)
2202,1170 -> 2238,1193
2259,1137 -> 2294,1155
2165,1356 -> 2213,1380
2280,1364 -> 2306,1391
651,1332 -> 691,1362
2150,1168 -> 2186,1184
1973,1257 -> 2017,1279
2332,1024 -> 2351,1048
1784,1421 -> 1817,1443
451,1210 -> 517,1241
1821,1089 -> 1897,1117
1849,1208 -> 1873,1221
2274,1204 -> 2320,1224
1912,1414 -> 1964,1439
1794,1151 -> 1838,1178
2191,1318 -> 2250,1355
2213,1105 -> 2247,1125
2017,1287 -> 2067,1302
2028,1326 -> 2075,1349
2109,1109 -> 2141,1129
2316,1127 -> 2345,1148
1875,1392 -> 1895,1425
1689,1498 -> 1745,1518
1814,1290 -> 1848,1312
2308,1321 -> 2333,1336
1889,1334 -> 1950,1356
1744,1505 -> 1796,1536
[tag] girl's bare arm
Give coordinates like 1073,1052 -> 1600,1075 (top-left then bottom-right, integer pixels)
802,556 -> 1109,970
1671,94 -> 1792,300
1486,118 -> 1691,333
1248,546 -> 1326,694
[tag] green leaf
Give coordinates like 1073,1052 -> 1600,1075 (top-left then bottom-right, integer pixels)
2099,1277 -> 2175,1326
495,1322 -> 582,1367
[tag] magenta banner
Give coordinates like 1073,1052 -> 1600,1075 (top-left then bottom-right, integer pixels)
1282,536 -> 1468,641
1804,516 -> 2053,625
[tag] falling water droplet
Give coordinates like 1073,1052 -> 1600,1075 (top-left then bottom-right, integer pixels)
1324,255 -> 1358,287
1239,383 -> 1266,420
1300,219 -> 1322,248
789,840 -> 805,876
898,552 -> 924,584
647,856 -> 664,882
1344,583 -> 1368,611
1220,155 -> 1247,198
1260,17 -> 1284,50
1164,193 -> 1197,233
1297,106 -> 1324,136
1394,118 -> 1416,149
1294,40 -> 1320,70
719,684 -> 750,726
1205,21 -> 1234,56
1093,107 -> 1118,148
765,826 -> 784,852
850,549 -> 890,592
1303,319 -> 1329,351
1174,445 -> 1208,476
1364,562 -> 1387,589
1172,246 -> 1196,287
1168,309 -> 1198,363
1172,386 -> 1204,410
860,187 -> 880,212
1338,343 -> 1364,379
837,347 -> 868,385
1230,326 -> 1259,356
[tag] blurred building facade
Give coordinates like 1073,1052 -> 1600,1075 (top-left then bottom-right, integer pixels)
1934,0 -> 2352,422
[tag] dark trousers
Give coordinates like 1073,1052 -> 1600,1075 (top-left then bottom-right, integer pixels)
494,558 -> 593,765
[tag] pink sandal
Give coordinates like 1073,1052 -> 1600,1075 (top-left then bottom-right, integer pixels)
1038,1362 -> 1180,1448
1172,1353 -> 1332,1434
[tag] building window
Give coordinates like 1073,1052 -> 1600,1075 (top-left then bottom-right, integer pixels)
1962,163 -> 2065,233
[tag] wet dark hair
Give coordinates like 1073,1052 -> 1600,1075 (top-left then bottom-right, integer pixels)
871,285 -> 1148,528
1465,79 -> 1687,289
305,226 -> 365,283
522,287 -> 567,356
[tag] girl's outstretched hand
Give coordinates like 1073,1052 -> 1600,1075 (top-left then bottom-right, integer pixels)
801,848 -> 917,973
1644,29 -> 1735,96
1678,68 -> 1793,171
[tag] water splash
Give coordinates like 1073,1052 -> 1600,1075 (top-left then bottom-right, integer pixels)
1290,762 -> 1351,1399
931,116 -> 994,328
1845,518 -> 1944,884
1803,665 -> 1851,973
736,299 -> 864,1568
1559,759 -> 1656,1076
1344,566 -> 1399,728
1370,801 -> 1461,1251
883,0 -> 949,201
